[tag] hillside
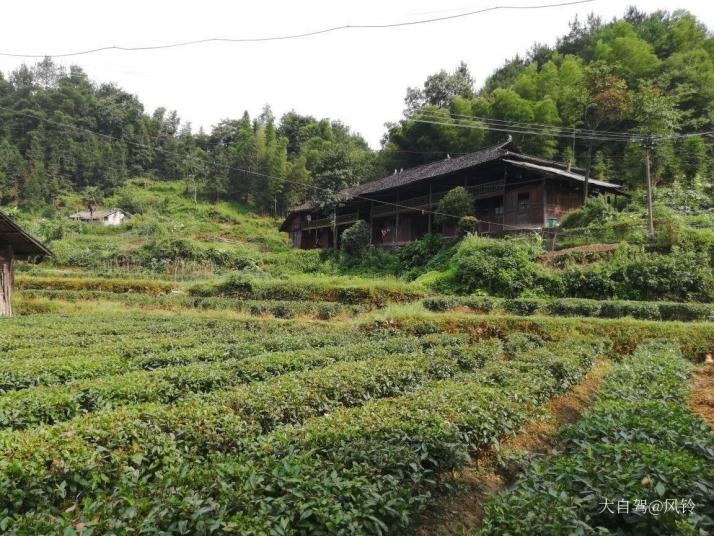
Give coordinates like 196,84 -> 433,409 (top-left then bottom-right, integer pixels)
382,8 -> 714,190
0,6 -> 712,535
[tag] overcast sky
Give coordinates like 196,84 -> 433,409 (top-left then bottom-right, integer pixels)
2,0 -> 713,147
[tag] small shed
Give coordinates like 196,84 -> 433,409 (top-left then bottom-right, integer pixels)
0,210 -> 53,316
70,208 -> 131,226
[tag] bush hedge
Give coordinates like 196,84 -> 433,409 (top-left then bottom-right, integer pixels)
0,337 -> 500,430
422,295 -> 714,322
17,290 -> 365,318
478,341 -> 714,535
367,314 -> 714,362
189,274 -> 424,305
0,338 -> 604,532
15,275 -> 176,295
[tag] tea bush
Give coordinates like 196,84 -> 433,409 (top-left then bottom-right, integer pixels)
15,275 -> 176,295
563,247 -> 713,302
421,295 -> 714,322
478,341 -> 714,535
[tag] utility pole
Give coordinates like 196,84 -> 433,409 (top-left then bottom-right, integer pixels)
583,142 -> 592,203
331,205 -> 338,252
644,136 -> 655,238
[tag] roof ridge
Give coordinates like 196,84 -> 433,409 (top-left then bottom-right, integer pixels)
343,137 -> 513,196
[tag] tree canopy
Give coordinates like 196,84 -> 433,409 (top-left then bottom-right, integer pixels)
0,62 -> 375,215
381,8 -> 714,188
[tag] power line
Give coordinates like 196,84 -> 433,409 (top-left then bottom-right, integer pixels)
413,109 -> 714,143
421,110 -> 638,138
0,0 -> 595,58
408,117 -> 641,143
413,109 -> 638,141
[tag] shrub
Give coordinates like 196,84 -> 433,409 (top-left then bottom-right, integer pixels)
398,234 -> 456,279
14,275 -> 175,295
340,220 -> 370,258
549,298 -> 602,317
599,301 -> 661,320
504,298 -> 546,316
478,341 -> 713,536
462,296 -> 498,313
658,302 -> 714,321
458,215 -> 479,235
559,196 -> 617,229
451,235 -> 555,297
564,247 -> 713,302
434,186 -> 474,226
503,332 -> 545,357
270,303 -> 294,319
423,296 -> 458,312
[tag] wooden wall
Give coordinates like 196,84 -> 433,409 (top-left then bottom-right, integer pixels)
0,247 -> 14,317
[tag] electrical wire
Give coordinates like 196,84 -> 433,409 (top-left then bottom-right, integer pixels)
412,109 -> 639,141
13,102 -> 712,229
407,117 -> 642,143
419,110 -> 640,138
0,0 -> 595,58
413,109 -> 714,143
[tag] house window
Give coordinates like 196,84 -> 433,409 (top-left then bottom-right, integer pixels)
518,192 -> 530,211
494,205 -> 503,215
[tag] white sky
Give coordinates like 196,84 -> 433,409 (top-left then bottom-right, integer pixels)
2,0 -> 713,147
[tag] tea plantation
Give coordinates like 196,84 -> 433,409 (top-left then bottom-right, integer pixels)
1,181 -> 712,534
0,301 -> 711,534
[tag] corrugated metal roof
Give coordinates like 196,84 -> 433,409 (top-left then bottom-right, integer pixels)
502,159 -> 625,192
0,211 -> 53,259
70,208 -> 130,220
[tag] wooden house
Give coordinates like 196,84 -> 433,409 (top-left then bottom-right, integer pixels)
0,211 -> 53,316
280,139 -> 625,249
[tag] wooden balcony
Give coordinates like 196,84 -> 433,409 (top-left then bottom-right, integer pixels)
303,212 -> 359,230
467,179 -> 505,199
371,191 -> 447,218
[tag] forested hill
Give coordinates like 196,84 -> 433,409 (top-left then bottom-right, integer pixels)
1,7 -> 713,216
383,8 -> 714,189
0,60 -> 375,214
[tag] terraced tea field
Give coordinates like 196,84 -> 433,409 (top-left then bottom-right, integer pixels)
0,305 -> 712,534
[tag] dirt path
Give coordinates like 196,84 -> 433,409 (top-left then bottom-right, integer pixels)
415,360 -> 612,535
689,357 -> 714,430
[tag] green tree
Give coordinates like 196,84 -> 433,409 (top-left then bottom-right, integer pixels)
435,187 -> 474,226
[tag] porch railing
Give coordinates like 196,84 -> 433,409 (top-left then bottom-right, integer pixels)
303,212 -> 359,230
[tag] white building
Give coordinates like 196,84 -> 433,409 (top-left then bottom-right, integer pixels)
70,208 -> 131,226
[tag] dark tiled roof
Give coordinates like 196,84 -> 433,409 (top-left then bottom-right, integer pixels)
289,139 -> 513,214
282,139 -> 625,230
0,210 -> 53,260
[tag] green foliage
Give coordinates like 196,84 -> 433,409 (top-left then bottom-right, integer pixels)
458,215 -> 479,235
422,294 -> 714,321
340,220 -> 370,258
434,186 -> 474,226
189,273 -> 424,305
478,341 -> 713,535
563,246 -> 713,301
15,275 -> 175,295
560,197 -> 617,229
449,235 -> 557,297
0,60 -> 374,214
383,9 -> 714,189
397,234 -> 457,280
